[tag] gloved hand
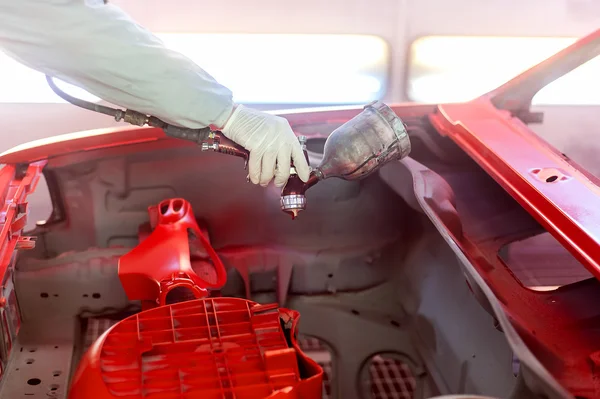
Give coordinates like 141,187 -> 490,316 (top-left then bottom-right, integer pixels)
221,105 -> 311,187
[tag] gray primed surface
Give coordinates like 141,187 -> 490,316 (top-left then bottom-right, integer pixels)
275,221 -> 516,399
15,248 -> 131,322
398,227 -> 515,397
22,144 -> 406,297
44,147 -> 405,252
0,318 -> 77,399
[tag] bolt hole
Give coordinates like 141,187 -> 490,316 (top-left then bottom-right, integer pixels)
160,202 -> 169,215
40,293 -> 48,298
546,175 -> 558,183
172,199 -> 183,212
351,309 -> 360,315
390,320 -> 400,327
92,293 -> 101,299
27,378 -> 41,386
26,359 -> 34,365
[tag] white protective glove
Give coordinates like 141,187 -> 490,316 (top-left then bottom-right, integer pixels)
221,105 -> 311,187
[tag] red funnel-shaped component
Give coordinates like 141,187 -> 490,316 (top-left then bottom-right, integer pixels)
118,198 -> 227,309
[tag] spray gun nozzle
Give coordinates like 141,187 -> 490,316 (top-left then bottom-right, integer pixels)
280,136 -> 313,219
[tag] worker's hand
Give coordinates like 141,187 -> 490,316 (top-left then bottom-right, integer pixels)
221,105 -> 310,187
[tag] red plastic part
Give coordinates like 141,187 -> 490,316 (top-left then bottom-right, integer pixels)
68,297 -> 323,399
119,198 -> 227,308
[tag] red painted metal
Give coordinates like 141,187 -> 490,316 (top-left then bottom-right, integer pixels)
429,98 -> 600,281
0,126 -> 190,164
119,198 -> 227,309
0,161 -> 44,379
0,162 -> 45,282
68,297 -> 323,399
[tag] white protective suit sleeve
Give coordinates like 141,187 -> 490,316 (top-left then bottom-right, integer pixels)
0,0 -> 234,129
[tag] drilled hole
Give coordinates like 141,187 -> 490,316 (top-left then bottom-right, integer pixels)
52,371 -> 61,377
390,320 -> 400,327
27,378 -> 41,386
92,293 -> 101,299
172,199 -> 183,212
54,346 -> 58,349
327,274 -> 333,278
160,202 -> 169,214
546,175 -> 558,183
50,384 -> 59,391
82,294 -> 88,298
40,293 -> 48,298
26,359 -> 34,365
29,348 -> 36,353
351,309 -> 360,316
53,294 -> 58,297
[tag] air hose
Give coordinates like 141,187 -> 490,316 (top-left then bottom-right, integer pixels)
45,75 -> 212,143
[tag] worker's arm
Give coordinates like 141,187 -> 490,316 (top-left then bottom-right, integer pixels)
0,0 -> 234,128
0,0 -> 310,186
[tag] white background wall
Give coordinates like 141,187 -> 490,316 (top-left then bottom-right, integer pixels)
2,0 -> 600,153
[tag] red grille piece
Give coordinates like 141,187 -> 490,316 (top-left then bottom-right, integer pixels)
69,298 -> 323,398
118,198 -> 227,308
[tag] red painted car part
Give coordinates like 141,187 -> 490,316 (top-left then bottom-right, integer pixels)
68,297 -> 323,399
119,198 -> 227,309
429,98 -> 600,281
0,162 -> 44,379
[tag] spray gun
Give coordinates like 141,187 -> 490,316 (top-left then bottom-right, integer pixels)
280,101 -> 411,218
45,77 -> 411,219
